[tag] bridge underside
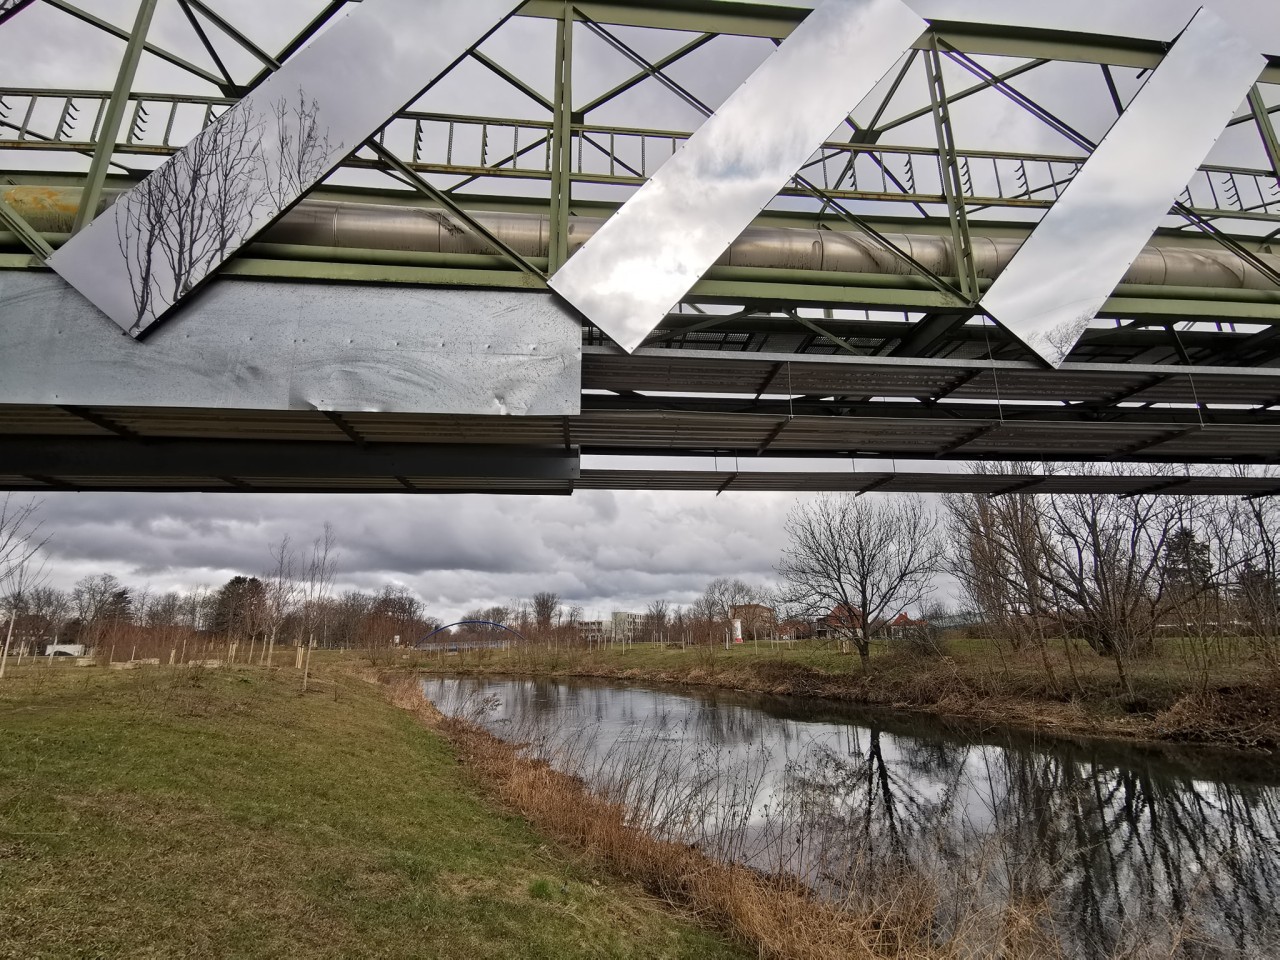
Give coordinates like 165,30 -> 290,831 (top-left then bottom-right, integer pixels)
3,272 -> 1279,496
6,1 -> 1280,494
1,409 -> 1277,497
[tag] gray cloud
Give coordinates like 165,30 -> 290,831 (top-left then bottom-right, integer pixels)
26,490 -> 806,621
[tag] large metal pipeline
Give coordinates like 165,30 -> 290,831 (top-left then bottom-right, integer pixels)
5,185 -> 1279,292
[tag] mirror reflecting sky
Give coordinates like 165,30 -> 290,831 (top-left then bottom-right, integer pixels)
548,0 -> 926,352
47,0 -> 521,337
754,0 -> 1280,49
980,8 -> 1265,366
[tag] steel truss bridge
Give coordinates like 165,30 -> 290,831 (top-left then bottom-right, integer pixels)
4,0 -> 1280,496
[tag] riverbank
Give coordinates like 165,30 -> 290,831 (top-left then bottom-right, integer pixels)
0,665 -> 745,959
399,679 -> 1063,960
410,641 -> 1280,752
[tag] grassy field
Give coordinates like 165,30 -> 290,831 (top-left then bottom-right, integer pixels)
396,636 -> 1280,750
0,663 -> 746,959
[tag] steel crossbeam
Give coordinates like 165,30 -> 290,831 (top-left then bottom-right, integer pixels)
6,0 -> 1280,489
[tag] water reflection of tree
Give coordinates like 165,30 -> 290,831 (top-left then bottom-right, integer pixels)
781,728 -> 1280,958
690,698 -> 770,749
114,89 -> 335,334
783,727 -> 967,885
430,682 -> 1280,958
994,750 -> 1280,957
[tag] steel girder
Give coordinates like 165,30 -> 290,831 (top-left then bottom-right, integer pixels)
7,0 -> 1280,489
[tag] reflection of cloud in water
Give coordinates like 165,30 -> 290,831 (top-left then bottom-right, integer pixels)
426,676 -> 1280,959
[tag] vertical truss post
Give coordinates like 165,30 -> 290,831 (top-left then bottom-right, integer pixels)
924,38 -> 978,302
549,2 -> 575,272
1249,86 -> 1280,183
73,0 -> 160,235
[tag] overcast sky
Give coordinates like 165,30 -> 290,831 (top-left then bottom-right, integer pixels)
20,489 -> 805,622
5,0 -> 1278,620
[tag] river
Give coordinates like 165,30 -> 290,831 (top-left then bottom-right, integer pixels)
422,676 -> 1280,959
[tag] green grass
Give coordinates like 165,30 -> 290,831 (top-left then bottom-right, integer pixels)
0,665 -> 746,960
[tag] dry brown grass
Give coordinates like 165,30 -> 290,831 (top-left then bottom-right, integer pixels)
386,679 -> 1066,960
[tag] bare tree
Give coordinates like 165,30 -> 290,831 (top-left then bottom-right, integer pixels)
330,590 -> 374,648
691,577 -> 761,643
1037,487 -> 1184,693
144,591 -> 183,630
71,573 -> 122,624
260,535 -> 297,667
563,604 -> 583,626
0,496 -> 47,678
510,598 -> 532,635
296,524 -> 337,689
363,585 -> 423,649
459,606 -> 514,639
481,605 -> 512,628
701,578 -> 759,621
178,586 -> 212,633
24,585 -> 70,643
70,573 -> 132,655
1232,477 -> 1280,665
643,598 -> 670,642
532,591 -> 561,632
943,488 -> 1055,651
299,524 -> 338,639
777,494 -> 943,669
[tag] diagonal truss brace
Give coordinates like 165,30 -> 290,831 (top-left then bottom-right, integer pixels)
924,38 -> 979,300
943,39 -> 1280,292
0,194 -> 53,260
367,140 -> 546,280
72,0 -> 159,236
40,0 -> 224,88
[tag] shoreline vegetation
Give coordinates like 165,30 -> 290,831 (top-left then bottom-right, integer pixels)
401,642 -> 1280,754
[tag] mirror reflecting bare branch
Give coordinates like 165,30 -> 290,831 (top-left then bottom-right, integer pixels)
49,0 -> 522,337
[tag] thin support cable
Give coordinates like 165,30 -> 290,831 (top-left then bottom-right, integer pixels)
1170,325 -> 1207,430
981,317 -> 1005,424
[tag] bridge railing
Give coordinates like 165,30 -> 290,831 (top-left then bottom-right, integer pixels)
5,87 -> 1279,224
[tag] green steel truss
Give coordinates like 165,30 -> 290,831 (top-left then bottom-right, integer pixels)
4,1 -> 1280,353
7,0 -> 1280,493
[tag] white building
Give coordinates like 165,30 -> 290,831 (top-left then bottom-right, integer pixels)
575,619 -> 610,642
610,611 -> 644,640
